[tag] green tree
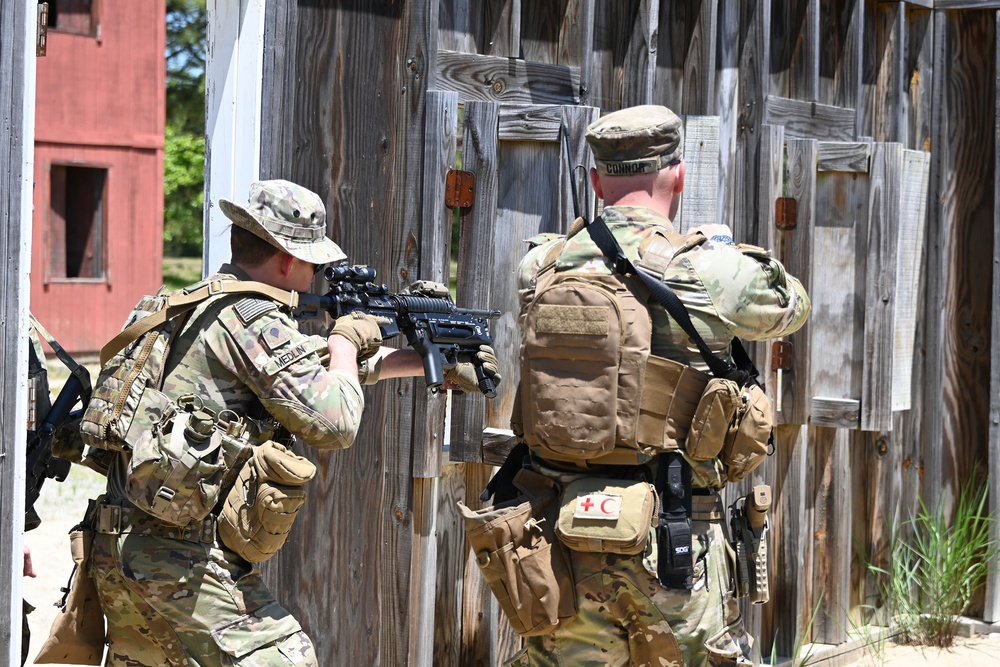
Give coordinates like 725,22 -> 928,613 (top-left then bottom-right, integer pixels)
164,0 -> 206,257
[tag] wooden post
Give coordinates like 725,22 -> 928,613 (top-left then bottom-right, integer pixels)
985,7 -> 1000,624
0,1 -> 37,664
204,0 -> 267,275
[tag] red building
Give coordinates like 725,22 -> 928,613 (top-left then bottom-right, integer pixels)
31,0 -> 166,353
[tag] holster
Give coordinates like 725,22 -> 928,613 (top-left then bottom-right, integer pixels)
34,500 -> 106,665
655,451 -> 694,590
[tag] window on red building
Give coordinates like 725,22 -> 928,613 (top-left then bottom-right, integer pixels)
45,0 -> 98,37
49,165 -> 106,280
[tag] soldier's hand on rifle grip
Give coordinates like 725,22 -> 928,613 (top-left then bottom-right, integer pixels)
445,345 -> 502,397
331,312 -> 384,360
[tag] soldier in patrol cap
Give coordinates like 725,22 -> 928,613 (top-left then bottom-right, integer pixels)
89,179 -> 499,666
506,106 -> 810,666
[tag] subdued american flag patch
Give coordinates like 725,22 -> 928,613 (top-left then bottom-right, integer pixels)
234,297 -> 277,325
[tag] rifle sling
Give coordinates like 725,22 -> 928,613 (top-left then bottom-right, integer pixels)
29,313 -> 92,400
99,280 -> 300,366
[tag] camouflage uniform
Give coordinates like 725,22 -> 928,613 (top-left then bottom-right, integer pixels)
90,181 -> 364,667
510,107 -> 810,666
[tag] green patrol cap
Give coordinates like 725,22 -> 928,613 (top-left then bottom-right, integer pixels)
586,105 -> 683,176
219,179 -> 346,264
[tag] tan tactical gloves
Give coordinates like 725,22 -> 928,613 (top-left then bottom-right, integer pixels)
445,345 -> 502,393
331,312 -> 383,360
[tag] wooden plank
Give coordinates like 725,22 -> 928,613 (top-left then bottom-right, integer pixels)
866,0 -> 906,143
777,139 -> 817,426
656,0 -> 718,115
519,0 -> 592,70
675,115 -> 720,233
904,6 -> 934,152
484,0 -> 520,58
763,95 -> 856,141
451,101 -> 500,463
0,2 -> 35,663
811,397 -> 862,429
497,104 -> 566,141
985,8 -> 1000,624
715,0 -> 740,231
734,0 -> 771,246
557,105 -> 601,226
482,427 -> 519,466
816,0 -> 864,120
769,0 -> 819,101
891,150 -> 929,412
817,141 -> 871,172
766,425 -> 810,657
588,0 -> 658,109
407,477 -> 440,664
935,0 -> 1000,8
435,50 -> 581,105
861,142 -> 903,432
809,167 -> 868,423
757,124 -> 785,378
810,425 -> 852,644
437,0 -> 478,53
412,91 -> 458,480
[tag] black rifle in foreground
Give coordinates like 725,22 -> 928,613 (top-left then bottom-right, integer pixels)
26,370 -> 90,520
295,265 -> 501,398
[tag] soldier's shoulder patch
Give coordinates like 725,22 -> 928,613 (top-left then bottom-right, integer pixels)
736,243 -> 771,259
233,297 -> 278,325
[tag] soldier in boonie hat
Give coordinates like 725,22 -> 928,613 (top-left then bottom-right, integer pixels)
219,179 -> 346,265
586,104 -> 683,176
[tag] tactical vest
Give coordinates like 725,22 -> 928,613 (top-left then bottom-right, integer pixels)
519,228 -> 711,466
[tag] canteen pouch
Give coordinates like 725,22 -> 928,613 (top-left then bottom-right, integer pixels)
457,469 -> 576,637
218,440 -> 317,563
125,401 -> 253,526
685,378 -> 742,461
555,477 -> 658,555
34,526 -> 105,665
719,384 -> 773,483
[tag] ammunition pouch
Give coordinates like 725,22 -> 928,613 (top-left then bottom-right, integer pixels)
719,383 -> 773,483
124,396 -> 254,527
555,476 -> 657,554
34,504 -> 105,665
457,468 -> 576,637
217,440 -> 317,563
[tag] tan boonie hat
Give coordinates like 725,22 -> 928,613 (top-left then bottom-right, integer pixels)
586,105 -> 683,176
219,179 -> 346,264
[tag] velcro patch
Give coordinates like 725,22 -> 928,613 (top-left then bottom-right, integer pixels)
261,325 -> 291,352
536,305 -> 609,335
573,492 -> 622,520
234,298 -> 277,325
262,342 -> 311,376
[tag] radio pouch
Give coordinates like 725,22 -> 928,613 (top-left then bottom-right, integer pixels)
457,468 -> 576,637
555,477 -> 657,554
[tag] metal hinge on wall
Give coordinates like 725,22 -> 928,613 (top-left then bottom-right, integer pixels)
445,169 -> 475,208
771,340 -> 794,372
37,2 -> 48,56
775,197 -> 797,230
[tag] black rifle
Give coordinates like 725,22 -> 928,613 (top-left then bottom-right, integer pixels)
25,371 -> 89,519
295,265 -> 501,398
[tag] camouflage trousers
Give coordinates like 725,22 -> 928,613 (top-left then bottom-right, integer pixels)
90,532 -> 317,666
507,519 -> 753,667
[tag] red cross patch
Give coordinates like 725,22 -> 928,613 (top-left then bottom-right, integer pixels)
573,492 -> 622,520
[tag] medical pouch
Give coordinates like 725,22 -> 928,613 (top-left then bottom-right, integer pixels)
218,440 -> 317,563
685,378 -> 742,460
125,400 -> 253,526
555,477 -> 658,555
457,469 -> 576,637
719,383 -> 773,483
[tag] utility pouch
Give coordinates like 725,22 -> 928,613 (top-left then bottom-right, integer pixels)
555,477 -> 657,554
34,526 -> 105,665
457,469 -> 576,637
125,397 -> 253,526
719,384 -> 773,483
218,440 -> 317,563
685,378 -> 741,460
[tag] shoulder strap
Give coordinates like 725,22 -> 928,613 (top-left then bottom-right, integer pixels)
99,279 -> 300,366
585,217 -> 753,385
29,313 -> 93,403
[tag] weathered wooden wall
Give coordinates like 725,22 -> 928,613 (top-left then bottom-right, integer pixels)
243,0 -> 997,664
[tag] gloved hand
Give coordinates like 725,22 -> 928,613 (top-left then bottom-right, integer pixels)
444,345 -> 502,394
330,312 -> 383,361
